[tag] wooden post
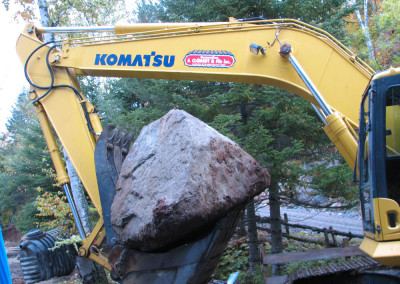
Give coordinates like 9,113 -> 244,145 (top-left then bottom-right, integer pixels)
343,238 -> 351,261
259,244 -> 269,279
323,228 -> 330,247
329,226 -> 337,247
284,213 -> 289,235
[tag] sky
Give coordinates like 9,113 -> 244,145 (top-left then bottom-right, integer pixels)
0,5 -> 29,133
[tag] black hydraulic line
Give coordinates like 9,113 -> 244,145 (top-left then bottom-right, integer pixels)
24,40 -> 100,136
30,45 -> 59,104
24,41 -> 58,91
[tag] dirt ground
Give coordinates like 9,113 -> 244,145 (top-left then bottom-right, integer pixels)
6,241 -> 24,284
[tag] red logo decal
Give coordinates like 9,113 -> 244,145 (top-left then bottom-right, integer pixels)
184,50 -> 235,68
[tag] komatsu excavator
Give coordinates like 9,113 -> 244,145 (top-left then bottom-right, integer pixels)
15,18 -> 400,283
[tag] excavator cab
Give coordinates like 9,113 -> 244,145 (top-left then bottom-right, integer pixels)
359,70 -> 400,266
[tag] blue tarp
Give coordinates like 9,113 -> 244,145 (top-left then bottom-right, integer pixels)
0,224 -> 12,284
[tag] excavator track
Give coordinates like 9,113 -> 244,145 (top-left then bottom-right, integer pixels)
285,256 -> 400,284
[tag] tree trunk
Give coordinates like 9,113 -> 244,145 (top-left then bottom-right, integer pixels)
349,0 -> 375,62
269,181 -> 283,275
239,100 -> 261,275
237,210 -> 247,237
246,201 -> 260,274
37,0 -> 55,42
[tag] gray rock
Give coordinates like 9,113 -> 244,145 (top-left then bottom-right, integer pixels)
309,194 -> 329,206
111,109 -> 270,251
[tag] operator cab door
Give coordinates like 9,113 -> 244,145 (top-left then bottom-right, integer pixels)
359,74 -> 400,240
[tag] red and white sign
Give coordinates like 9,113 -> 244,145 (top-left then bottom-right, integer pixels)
184,51 -> 235,68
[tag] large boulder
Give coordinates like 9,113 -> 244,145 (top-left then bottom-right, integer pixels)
111,109 -> 270,251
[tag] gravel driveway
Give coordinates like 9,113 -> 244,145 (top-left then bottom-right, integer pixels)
257,205 -> 364,236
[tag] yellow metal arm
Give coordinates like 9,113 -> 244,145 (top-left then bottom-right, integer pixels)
17,26 -> 103,214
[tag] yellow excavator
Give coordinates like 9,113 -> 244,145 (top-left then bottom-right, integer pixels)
15,18 -> 400,283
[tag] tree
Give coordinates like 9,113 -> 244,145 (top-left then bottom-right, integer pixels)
0,0 -> 130,230
346,0 -> 375,62
138,0 -> 349,28
374,0 -> 400,67
0,92 -> 56,232
345,0 -> 400,68
3,0 -> 127,26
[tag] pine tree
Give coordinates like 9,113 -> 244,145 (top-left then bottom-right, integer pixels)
0,92 -> 56,232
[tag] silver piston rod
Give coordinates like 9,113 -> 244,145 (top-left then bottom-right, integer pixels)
310,104 -> 328,126
279,43 -> 333,119
63,183 -> 86,239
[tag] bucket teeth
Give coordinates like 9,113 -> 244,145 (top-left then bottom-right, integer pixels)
95,124 -> 134,246
106,127 -> 134,180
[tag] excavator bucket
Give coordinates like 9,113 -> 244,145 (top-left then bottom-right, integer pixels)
94,124 -> 134,247
108,207 -> 242,284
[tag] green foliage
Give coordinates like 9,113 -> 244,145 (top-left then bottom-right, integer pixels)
236,89 -> 327,197
374,0 -> 400,67
0,92 -> 57,228
51,235 -> 82,253
214,240 -> 249,280
237,266 -> 264,284
3,0 -> 126,26
47,0 -> 126,26
136,0 -> 161,23
214,238 -> 264,283
15,201 -> 40,233
35,188 -> 76,234
310,154 -> 358,200
345,0 -> 400,68
0,92 -> 77,233
209,114 -> 242,139
85,77 -> 230,135
377,0 -> 400,29
137,0 -> 351,45
141,0 -> 348,26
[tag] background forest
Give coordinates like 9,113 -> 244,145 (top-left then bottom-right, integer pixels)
1,0 -> 399,280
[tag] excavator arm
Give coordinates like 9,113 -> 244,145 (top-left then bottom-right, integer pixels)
19,19 -> 400,282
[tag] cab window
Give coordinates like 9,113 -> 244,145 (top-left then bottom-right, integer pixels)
359,91 -> 374,232
385,85 -> 400,204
